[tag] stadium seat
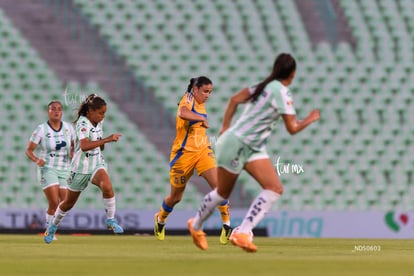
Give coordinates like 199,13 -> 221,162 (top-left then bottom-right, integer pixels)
1,0 -> 414,212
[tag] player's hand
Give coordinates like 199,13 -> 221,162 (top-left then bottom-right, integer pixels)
309,109 -> 320,123
201,119 -> 209,128
106,133 -> 122,142
37,159 -> 45,167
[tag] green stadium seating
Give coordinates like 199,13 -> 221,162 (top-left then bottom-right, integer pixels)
0,8 -> 202,210
1,0 -> 414,211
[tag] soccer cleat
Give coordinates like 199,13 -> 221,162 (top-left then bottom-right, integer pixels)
106,218 -> 124,234
53,235 -> 58,241
219,224 -> 232,245
153,213 -> 165,241
229,232 -> 257,253
187,218 -> 208,250
44,223 -> 58,244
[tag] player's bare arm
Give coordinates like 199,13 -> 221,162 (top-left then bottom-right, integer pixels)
282,109 -> 320,135
25,141 -> 45,166
79,134 -> 122,152
178,106 -> 209,128
219,87 -> 251,135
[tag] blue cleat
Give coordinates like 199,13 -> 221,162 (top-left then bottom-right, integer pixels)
106,218 -> 124,234
44,223 -> 58,244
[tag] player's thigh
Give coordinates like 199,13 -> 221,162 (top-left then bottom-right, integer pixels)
169,153 -> 195,188
215,131 -> 246,175
38,167 -> 60,190
91,167 -> 112,190
43,185 -> 60,205
244,157 -> 283,194
197,147 -> 218,189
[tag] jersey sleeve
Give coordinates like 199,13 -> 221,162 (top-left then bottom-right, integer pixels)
29,124 -> 43,144
177,93 -> 195,110
76,118 -> 90,140
248,86 -> 256,95
275,87 -> 296,115
70,123 -> 76,142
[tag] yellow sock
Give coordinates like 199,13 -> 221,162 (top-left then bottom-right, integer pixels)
158,201 -> 173,224
218,201 -> 230,225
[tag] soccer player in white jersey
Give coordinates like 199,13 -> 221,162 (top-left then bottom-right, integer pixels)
188,53 -> 320,252
44,94 -> 123,244
26,100 -> 75,240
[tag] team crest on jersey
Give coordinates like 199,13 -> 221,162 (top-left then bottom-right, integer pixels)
81,128 -> 87,133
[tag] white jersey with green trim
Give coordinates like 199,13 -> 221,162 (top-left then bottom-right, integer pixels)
71,116 -> 105,174
29,121 -> 75,170
230,80 -> 296,150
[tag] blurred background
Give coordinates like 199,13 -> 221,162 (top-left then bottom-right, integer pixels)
0,0 -> 413,217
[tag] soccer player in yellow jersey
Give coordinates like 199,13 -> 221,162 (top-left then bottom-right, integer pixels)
154,76 -> 232,244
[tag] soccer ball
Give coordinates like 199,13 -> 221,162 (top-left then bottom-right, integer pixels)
230,226 -> 254,242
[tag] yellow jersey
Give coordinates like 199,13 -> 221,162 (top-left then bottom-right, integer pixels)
171,93 -> 211,153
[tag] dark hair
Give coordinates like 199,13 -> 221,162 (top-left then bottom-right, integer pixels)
74,93 -> 106,123
250,53 -> 296,102
185,76 -> 212,93
178,76 -> 213,105
47,100 -> 62,108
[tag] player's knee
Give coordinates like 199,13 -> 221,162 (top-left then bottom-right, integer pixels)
60,202 -> 74,212
48,207 -> 57,214
49,200 -> 59,209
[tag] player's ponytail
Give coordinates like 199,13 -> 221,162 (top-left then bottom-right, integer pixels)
186,78 -> 197,93
74,93 -> 106,123
250,53 -> 296,102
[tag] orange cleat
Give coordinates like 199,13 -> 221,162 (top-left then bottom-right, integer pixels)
187,218 -> 208,250
229,232 -> 258,253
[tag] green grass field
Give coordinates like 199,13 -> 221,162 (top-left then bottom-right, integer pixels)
0,234 -> 413,276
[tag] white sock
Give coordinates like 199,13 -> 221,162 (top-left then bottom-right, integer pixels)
193,189 -> 225,230
53,206 -> 67,226
238,190 -> 280,234
103,197 -> 116,219
45,213 -> 54,226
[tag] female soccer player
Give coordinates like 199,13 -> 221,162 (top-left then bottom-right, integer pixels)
44,94 -> 123,243
188,53 -> 320,252
26,100 -> 75,239
154,77 -> 232,244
